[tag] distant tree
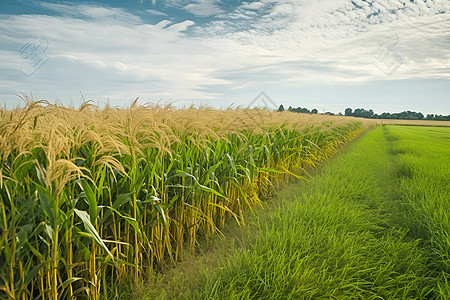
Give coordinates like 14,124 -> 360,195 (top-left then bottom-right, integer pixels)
428,114 -> 450,121
380,112 -> 392,119
287,107 -> 311,114
298,107 -> 310,113
394,111 -> 424,120
344,107 -> 448,121
311,108 -> 318,114
278,104 -> 285,112
353,108 -> 374,118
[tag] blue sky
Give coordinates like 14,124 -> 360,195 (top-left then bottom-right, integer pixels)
0,0 -> 449,114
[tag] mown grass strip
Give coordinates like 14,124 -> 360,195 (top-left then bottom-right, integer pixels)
143,125 -> 448,299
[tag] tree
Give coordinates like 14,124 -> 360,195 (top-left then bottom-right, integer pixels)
344,108 -> 352,116
311,108 -> 318,114
353,108 -> 374,118
278,104 -> 285,112
380,112 -> 392,119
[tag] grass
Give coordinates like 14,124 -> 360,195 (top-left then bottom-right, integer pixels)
385,126 -> 450,298
138,125 -> 450,299
377,119 -> 450,127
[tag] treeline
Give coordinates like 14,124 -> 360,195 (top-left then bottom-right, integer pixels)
278,105 -> 320,114
344,108 -> 450,121
278,105 -> 450,121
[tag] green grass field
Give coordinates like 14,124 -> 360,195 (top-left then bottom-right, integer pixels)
139,125 -> 450,299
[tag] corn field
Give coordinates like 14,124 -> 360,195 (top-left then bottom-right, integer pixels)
0,99 -> 369,299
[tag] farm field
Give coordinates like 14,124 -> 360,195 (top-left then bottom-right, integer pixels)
377,119 -> 450,127
0,101 -> 371,300
2,1 -> 450,299
138,125 -> 450,299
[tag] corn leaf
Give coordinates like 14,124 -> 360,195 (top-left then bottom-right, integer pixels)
74,209 -> 113,260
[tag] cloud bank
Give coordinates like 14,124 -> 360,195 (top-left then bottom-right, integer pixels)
0,0 -> 449,113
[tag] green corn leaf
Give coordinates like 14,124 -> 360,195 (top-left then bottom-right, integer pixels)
15,224 -> 33,253
34,166 -> 45,186
153,203 -> 167,227
96,165 -> 106,197
13,159 -> 35,182
1,236 -> 11,261
74,209 -> 113,260
26,241 -> 45,261
113,193 -> 133,209
78,179 -> 97,225
100,193 -> 132,223
24,261 -> 48,286
44,224 -> 54,242
133,171 -> 146,194
62,277 -> 84,289
258,167 -> 284,173
141,195 -> 161,204
107,206 -> 142,239
110,256 -> 135,267
36,186 -> 56,227
174,172 -> 226,199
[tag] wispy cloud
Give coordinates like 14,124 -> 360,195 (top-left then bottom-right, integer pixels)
40,2 -> 141,23
146,9 -> 168,17
139,0 -> 157,6
185,1 -> 224,17
164,0 -> 225,17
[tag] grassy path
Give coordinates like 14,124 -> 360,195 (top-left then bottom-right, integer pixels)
139,126 -> 450,299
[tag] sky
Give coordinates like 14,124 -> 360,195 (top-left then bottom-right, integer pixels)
0,0 -> 449,115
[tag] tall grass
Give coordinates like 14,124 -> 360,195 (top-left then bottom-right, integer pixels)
0,98 -> 369,299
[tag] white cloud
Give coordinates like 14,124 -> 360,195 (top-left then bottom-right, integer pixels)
146,9 -> 168,17
138,0 -> 157,5
0,0 -> 449,111
238,2 -> 266,11
166,20 -> 195,31
163,0 -> 224,17
185,1 -> 224,17
40,2 -> 141,24
154,20 -> 172,28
